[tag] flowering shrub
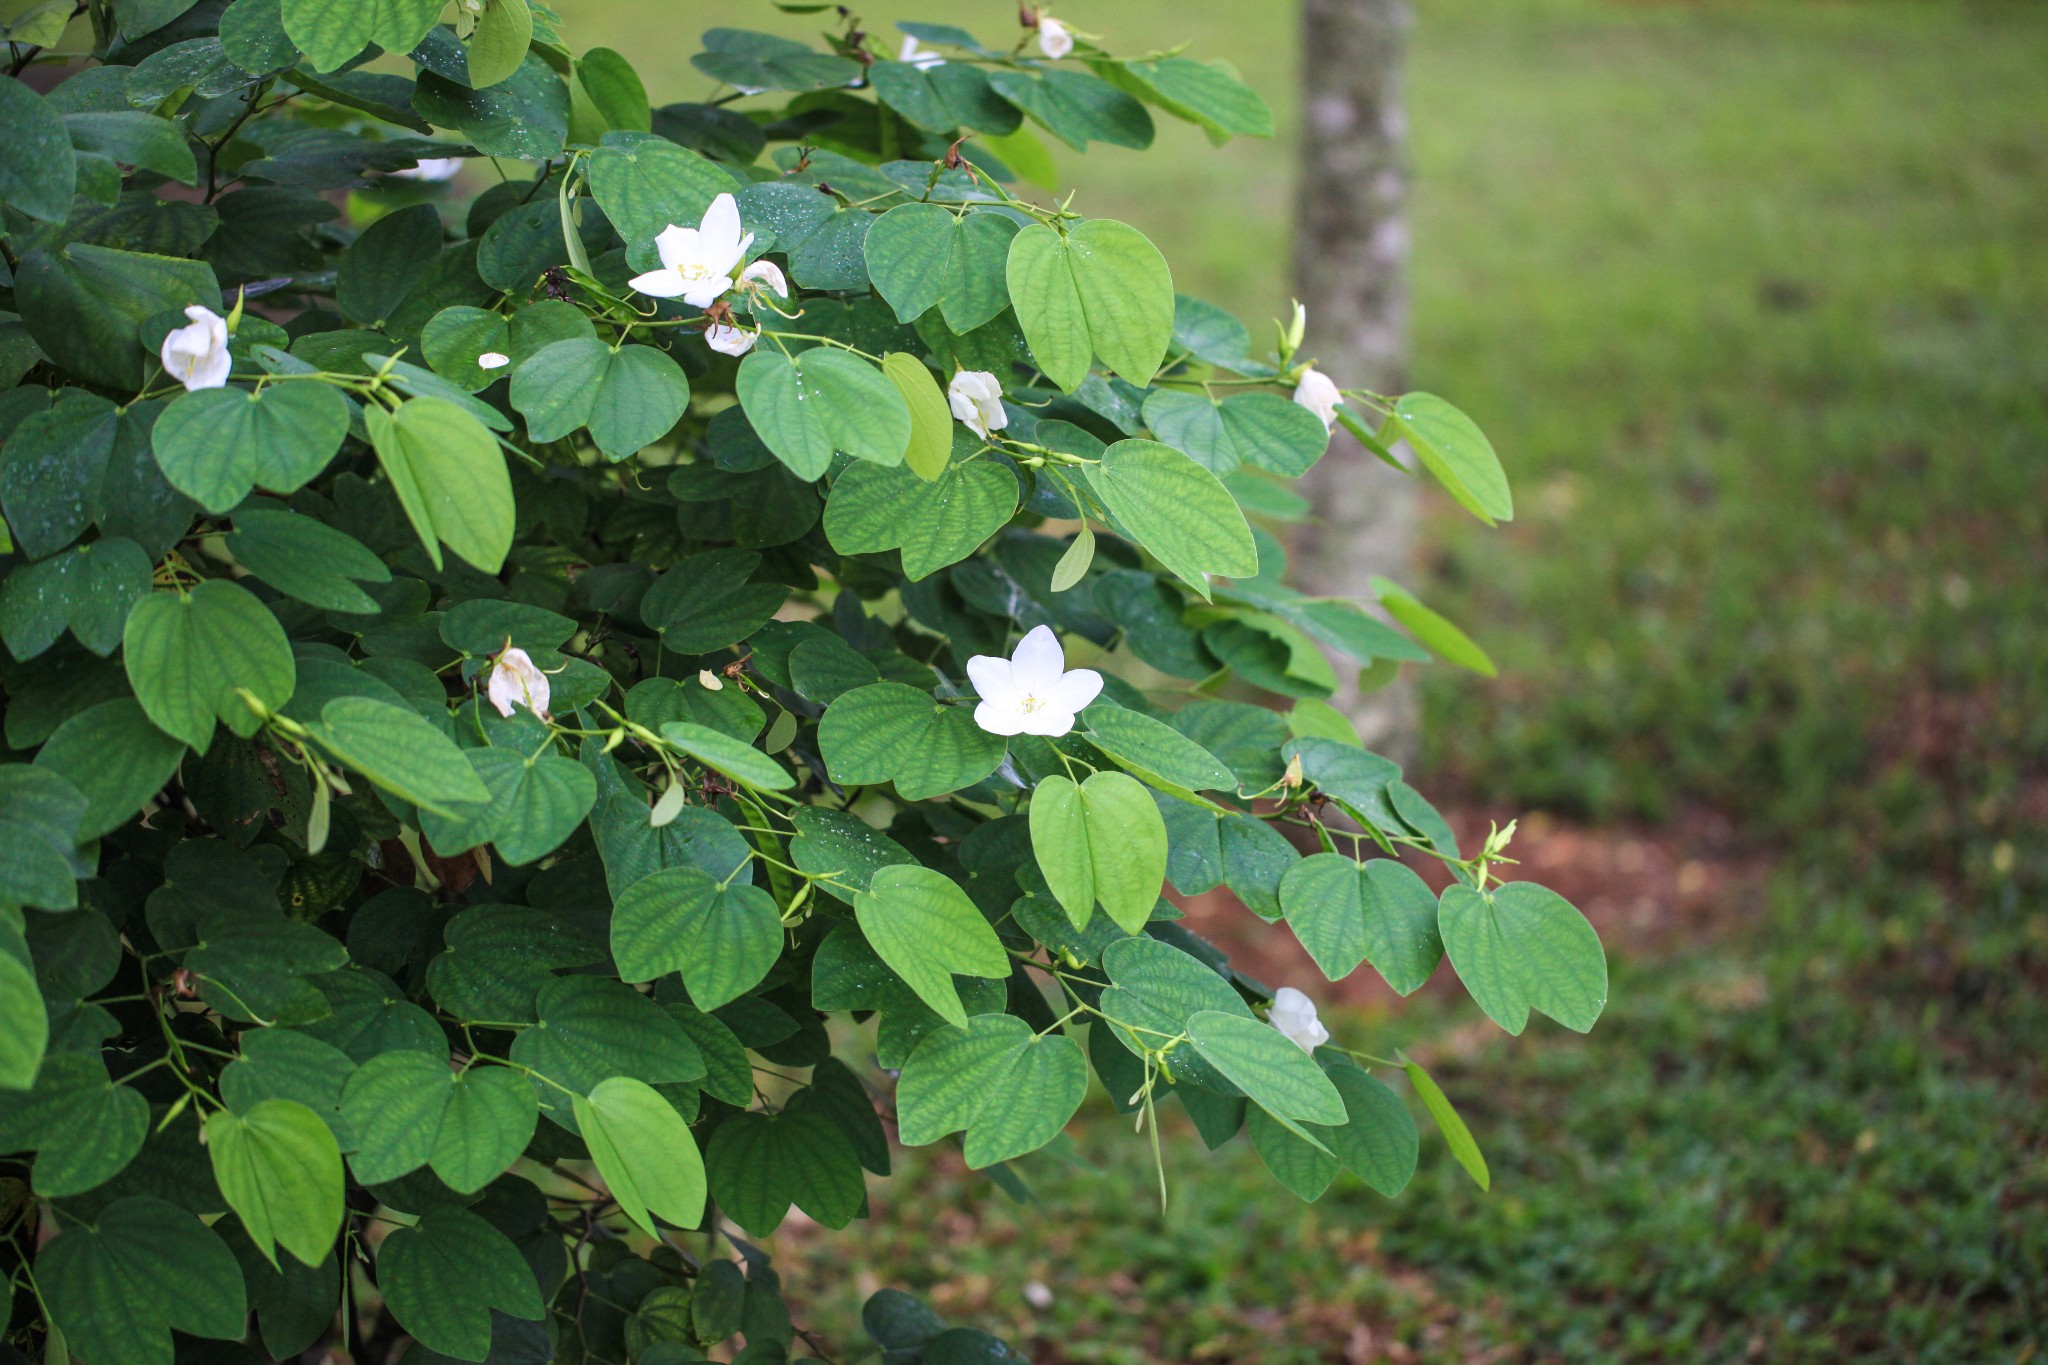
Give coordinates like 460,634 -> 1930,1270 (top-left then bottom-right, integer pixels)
0,3 -> 1608,1360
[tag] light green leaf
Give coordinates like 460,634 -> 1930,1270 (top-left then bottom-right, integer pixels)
282,0 -> 442,72
1388,392 -> 1512,525
882,351 -> 953,481
364,397 -> 515,573
1186,1009 -> 1347,1126
1005,219 -> 1172,391
573,1076 -> 707,1239
38,1197 -> 246,1365
1280,853 -> 1443,994
658,720 -> 794,793
576,48 -> 651,133
1050,523 -> 1094,591
1027,771 -> 1166,934
465,0 -> 532,89
864,204 -> 1021,332
1404,1057 -> 1489,1190
1097,935 -> 1250,1088
509,337 -> 689,460
1080,704 -> 1237,794
1438,882 -> 1607,1035
987,69 -> 1153,153
853,864 -> 1010,1028
341,1051 -> 536,1193
152,382 -> 350,513
822,457 -> 1018,580
1371,576 -> 1497,676
123,579 -> 294,752
611,865 -> 781,1009
1085,438 -> 1257,598
705,1109 -> 865,1236
735,349 -> 911,480
376,1205 -> 545,1362
33,698 -> 187,840
204,1098 -> 343,1268
895,1012 -> 1087,1167
817,682 -> 1007,801
0,931 -> 47,1089
305,696 -> 492,816
1141,389 -> 1328,478
1114,56 -> 1273,141
586,134 -> 737,271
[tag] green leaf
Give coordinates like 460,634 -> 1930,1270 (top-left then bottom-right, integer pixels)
1050,524 -> 1094,592
0,929 -> 47,1089
509,337 -> 689,460
576,48 -> 651,132
1371,576 -> 1497,676
1080,704 -> 1237,793
1388,392 -> 1512,524
572,1076 -> 707,1238
1279,853 -> 1443,994
705,1109 -> 865,1236
640,548 -> 789,654
659,721 -> 795,793
469,749 -> 596,865
415,53 -> 569,160
0,537 -> 152,660
123,580 -> 294,752
1113,56 -> 1273,140
987,69 -> 1153,152
823,457 -> 1018,580
1403,1057 -> 1489,1191
39,1197 -> 246,1365
1097,935 -> 1251,1088
0,765 -> 89,913
0,78 -> 75,223
691,27 -> 861,93
465,0 -> 532,88
789,806 -> 915,896
341,1051 -> 536,1193
736,349 -> 911,481
818,682 -> 1007,801
1085,438 -> 1257,598
364,397 -> 515,573
305,696 -> 492,816
895,1012 -> 1087,1168
1005,220 -> 1173,391
336,203 -> 441,327
1141,390 -> 1328,478
0,1052 -> 148,1194
586,134 -> 738,270
282,0 -> 441,71
227,508 -> 391,613
33,698 -> 187,840
1186,1009 -> 1347,1126
204,1098 -> 343,1268
1322,1066 -> 1418,1197
15,243 -> 220,391
217,1028 -> 357,1147
1246,1104 -> 1338,1201
151,381 -> 350,513
219,0 -> 298,73
0,392 -> 191,561
882,351 -> 953,481
1283,736 -> 1402,830
64,111 -> 197,186
1027,771 -> 1166,934
864,204 -> 1021,332
853,864 -> 1010,1028
611,865 -> 781,1008
376,1205 -> 545,1362
1438,882 -> 1608,1035
510,976 -> 704,1129
870,59 -> 1020,136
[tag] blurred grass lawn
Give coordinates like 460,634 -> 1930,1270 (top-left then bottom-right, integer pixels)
557,0 -> 2048,1358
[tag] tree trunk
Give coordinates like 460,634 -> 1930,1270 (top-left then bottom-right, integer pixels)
1291,0 -> 1418,764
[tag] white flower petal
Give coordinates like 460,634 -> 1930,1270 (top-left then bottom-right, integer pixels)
1008,624 -> 1067,693
680,275 -> 735,309
477,351 -> 510,370
1046,667 -> 1103,716
1268,986 -> 1330,1053
487,647 -> 551,719
628,267 -> 688,298
739,259 -> 789,298
704,323 -> 756,356
973,699 -> 1031,736
1017,706 -> 1080,738
1293,368 -> 1344,432
965,653 -> 1019,708
653,224 -> 699,269
1037,17 -> 1074,59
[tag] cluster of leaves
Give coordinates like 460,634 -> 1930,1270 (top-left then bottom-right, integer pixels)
0,2 -> 1606,1362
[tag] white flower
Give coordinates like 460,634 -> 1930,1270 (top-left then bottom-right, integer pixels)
738,259 -> 789,299
1292,367 -> 1344,431
477,351 -> 510,370
948,369 -> 1008,439
487,646 -> 551,720
159,305 -> 231,392
697,668 -> 724,692
1268,986 -> 1330,1054
967,624 -> 1101,738
1037,16 -> 1074,59
627,193 -> 754,308
391,157 -> 463,182
1023,1282 -> 1054,1310
898,35 -> 944,70
704,324 -> 757,357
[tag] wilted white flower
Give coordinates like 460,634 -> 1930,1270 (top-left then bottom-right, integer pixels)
738,259 -> 789,299
1023,1281 -> 1054,1310
159,305 -> 232,392
627,193 -> 754,308
477,351 -> 510,370
1037,16 -> 1074,59
947,369 -> 1008,438
898,35 -> 944,70
704,324 -> 757,357
391,156 -> 463,182
487,645 -> 551,720
697,668 -> 724,691
1292,367 -> 1344,431
1268,986 -> 1329,1054
967,624 -> 1101,738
